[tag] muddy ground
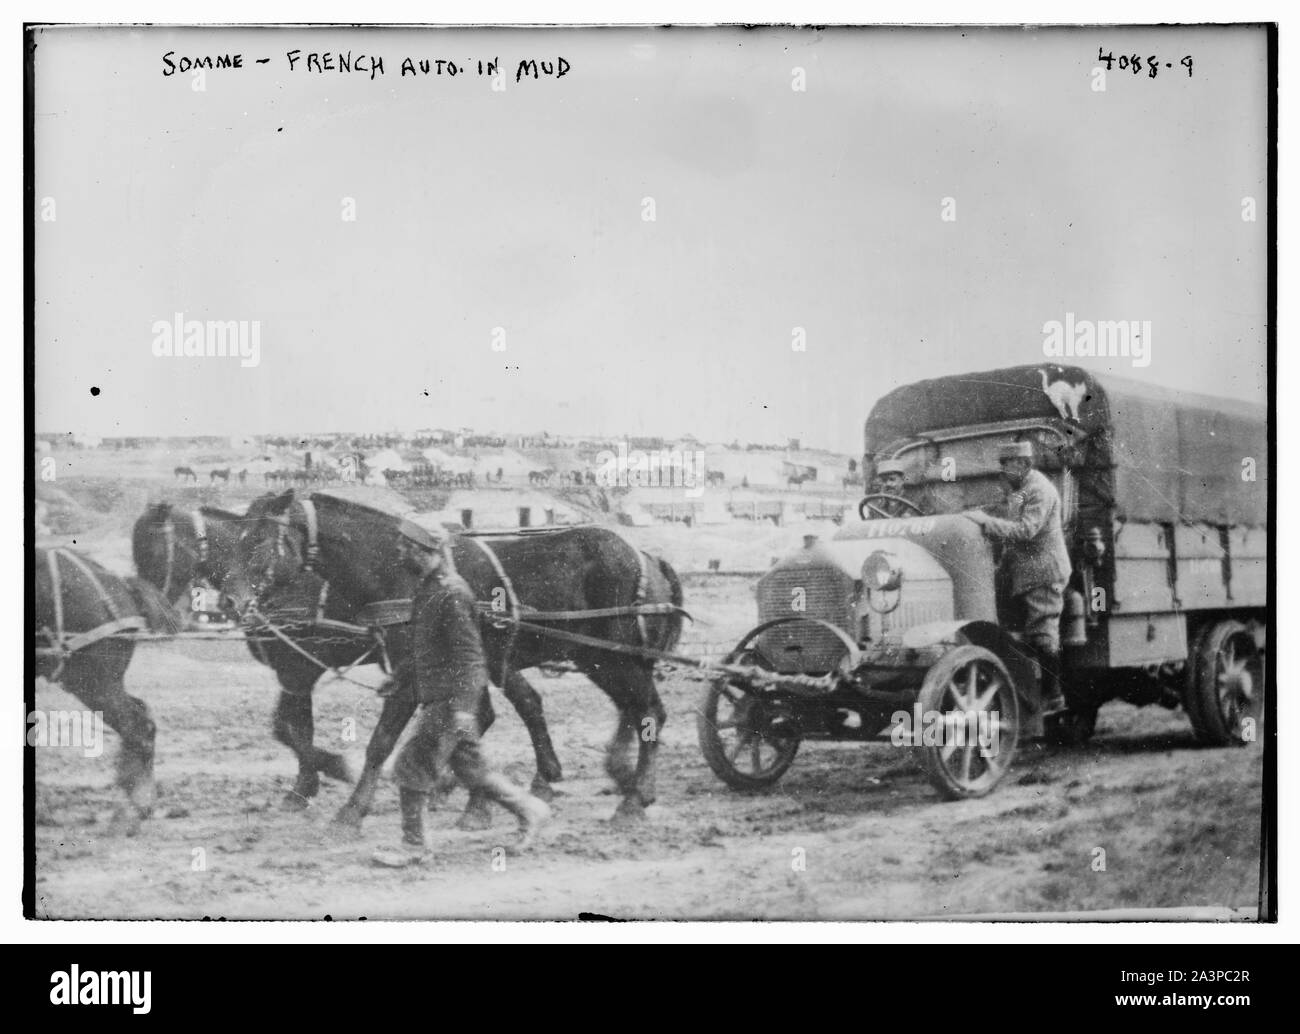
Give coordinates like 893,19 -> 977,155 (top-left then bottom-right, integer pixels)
33,573 -> 1264,921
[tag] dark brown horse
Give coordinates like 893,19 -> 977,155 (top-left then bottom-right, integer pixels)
130,503 -> 568,817
132,503 -> 367,807
222,490 -> 685,829
33,547 -> 179,833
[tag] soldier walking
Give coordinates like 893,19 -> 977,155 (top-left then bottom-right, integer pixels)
372,520 -> 550,867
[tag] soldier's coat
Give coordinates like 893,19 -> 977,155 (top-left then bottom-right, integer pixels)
977,468 -> 1071,595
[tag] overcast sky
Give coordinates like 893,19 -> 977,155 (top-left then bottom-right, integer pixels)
33,25 -> 1269,451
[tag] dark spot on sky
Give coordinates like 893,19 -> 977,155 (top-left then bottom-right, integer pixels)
277,127 -> 283,132
89,386 -> 100,396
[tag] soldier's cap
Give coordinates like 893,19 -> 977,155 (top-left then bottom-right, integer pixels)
998,441 -> 1035,462
876,459 -> 907,477
397,518 -> 446,551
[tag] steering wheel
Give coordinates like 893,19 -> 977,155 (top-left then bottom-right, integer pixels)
858,493 -> 927,521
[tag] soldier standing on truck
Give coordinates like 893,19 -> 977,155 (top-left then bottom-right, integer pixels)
962,441 -> 1072,712
372,520 -> 550,868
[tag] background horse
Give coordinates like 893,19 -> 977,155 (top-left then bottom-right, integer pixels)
34,547 -> 179,833
131,502 -> 562,817
223,490 -> 685,830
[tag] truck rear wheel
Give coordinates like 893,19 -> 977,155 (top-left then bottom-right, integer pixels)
1185,620 -> 1263,746
917,645 -> 1020,800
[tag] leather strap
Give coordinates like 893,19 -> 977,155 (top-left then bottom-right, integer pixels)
161,516 -> 176,599
191,509 -> 209,562
464,535 -> 520,685
39,550 -> 145,676
57,548 -> 125,622
601,528 -> 651,645
298,497 -> 320,569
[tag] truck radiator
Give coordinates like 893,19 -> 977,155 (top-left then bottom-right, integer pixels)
754,566 -> 855,674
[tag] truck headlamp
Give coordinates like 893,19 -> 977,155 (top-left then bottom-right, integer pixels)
863,550 -> 903,593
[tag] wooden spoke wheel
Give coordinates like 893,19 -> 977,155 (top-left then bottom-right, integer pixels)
697,651 -> 801,791
916,645 -> 1020,800
1185,621 -> 1264,747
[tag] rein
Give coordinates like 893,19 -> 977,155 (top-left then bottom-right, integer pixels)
245,603 -> 381,692
247,497 -> 692,691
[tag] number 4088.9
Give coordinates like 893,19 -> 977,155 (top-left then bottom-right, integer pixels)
1097,47 -> 1193,78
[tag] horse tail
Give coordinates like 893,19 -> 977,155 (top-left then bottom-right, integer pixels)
124,576 -> 182,635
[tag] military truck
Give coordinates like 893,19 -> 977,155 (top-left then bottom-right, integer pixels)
697,364 -> 1267,799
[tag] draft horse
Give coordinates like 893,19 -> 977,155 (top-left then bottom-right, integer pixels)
34,547 -> 179,833
223,490 -> 685,829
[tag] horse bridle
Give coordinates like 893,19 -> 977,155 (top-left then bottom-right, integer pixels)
160,509 -> 214,600
244,498 -> 321,607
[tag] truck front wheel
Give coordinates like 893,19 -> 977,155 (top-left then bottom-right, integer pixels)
916,645 -> 1020,800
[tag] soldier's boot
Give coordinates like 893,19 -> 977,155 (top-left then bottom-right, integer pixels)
479,773 -> 551,852
1037,650 -> 1066,714
371,788 -> 430,868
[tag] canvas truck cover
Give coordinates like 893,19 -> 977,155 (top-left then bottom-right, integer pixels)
863,364 -> 1267,527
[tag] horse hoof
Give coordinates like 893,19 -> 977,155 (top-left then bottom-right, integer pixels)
280,791 -> 313,812
107,806 -> 143,838
539,760 -> 564,784
456,807 -> 494,832
609,799 -> 646,828
131,784 -> 157,817
327,813 -> 364,841
529,778 -> 557,803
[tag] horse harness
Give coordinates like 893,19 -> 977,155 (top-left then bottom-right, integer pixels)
37,549 -> 147,681
250,501 -> 687,687
160,508 -> 213,601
